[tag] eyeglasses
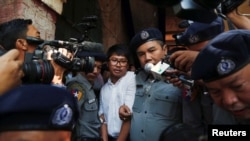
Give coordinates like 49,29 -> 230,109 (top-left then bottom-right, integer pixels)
109,58 -> 128,66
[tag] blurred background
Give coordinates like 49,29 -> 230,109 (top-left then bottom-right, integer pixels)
0,0 -> 249,52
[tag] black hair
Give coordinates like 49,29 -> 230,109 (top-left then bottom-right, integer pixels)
106,43 -> 132,65
0,18 -> 32,51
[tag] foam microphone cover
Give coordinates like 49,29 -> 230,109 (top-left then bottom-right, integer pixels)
173,0 -> 218,23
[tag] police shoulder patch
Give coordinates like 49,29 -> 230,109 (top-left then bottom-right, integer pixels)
67,82 -> 85,101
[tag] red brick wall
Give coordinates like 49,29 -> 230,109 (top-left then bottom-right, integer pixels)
0,0 -> 57,40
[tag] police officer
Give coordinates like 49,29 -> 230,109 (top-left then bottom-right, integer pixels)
0,84 -> 79,141
120,27 -> 183,141
66,44 -> 106,141
168,16 -> 236,130
191,29 -> 250,123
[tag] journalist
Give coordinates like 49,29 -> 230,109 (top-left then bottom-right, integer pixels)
0,18 -> 55,84
0,18 -> 41,61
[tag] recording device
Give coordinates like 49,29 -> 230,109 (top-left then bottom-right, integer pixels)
173,0 -> 218,23
19,36 -> 54,84
144,62 -> 194,87
144,61 -> 172,80
22,58 -> 54,84
0,37 -> 54,84
171,0 -> 246,23
37,38 -> 104,73
144,46 -> 194,87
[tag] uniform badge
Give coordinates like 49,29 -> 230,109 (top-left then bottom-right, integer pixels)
72,89 -> 83,101
188,35 -> 200,44
140,30 -> 149,40
68,83 -> 84,101
217,58 -> 236,75
51,104 -> 73,126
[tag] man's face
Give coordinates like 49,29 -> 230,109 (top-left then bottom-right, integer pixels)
108,53 -> 128,82
16,24 -> 41,61
86,60 -> 103,84
136,40 -> 166,68
205,64 -> 250,119
26,24 -> 41,52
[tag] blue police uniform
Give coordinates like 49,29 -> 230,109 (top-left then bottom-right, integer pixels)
66,45 -> 106,141
191,29 -> 250,124
67,74 -> 101,141
130,70 -> 182,141
129,27 -> 183,141
175,16 -> 236,130
0,84 -> 79,131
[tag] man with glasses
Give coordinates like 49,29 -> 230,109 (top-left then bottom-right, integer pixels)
99,44 -> 136,141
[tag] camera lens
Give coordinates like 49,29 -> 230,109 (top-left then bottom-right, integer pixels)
70,56 -> 95,73
22,60 -> 54,84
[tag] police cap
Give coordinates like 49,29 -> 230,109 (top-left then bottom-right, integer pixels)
130,27 -> 164,52
177,16 -> 224,46
0,84 -> 79,131
191,29 -> 250,82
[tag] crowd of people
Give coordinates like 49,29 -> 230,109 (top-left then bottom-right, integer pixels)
1,2 -> 250,141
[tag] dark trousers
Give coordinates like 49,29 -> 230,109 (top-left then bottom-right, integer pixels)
80,137 -> 102,141
108,135 -> 130,141
108,135 -> 117,141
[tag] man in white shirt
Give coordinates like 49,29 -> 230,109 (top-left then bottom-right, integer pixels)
99,44 -> 136,141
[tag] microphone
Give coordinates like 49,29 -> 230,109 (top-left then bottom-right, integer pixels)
173,0 -> 218,23
144,62 -> 171,80
78,41 -> 104,52
144,62 -> 193,85
38,40 -> 104,53
45,40 -> 74,46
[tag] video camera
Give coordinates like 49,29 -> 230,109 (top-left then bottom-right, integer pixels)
144,0 -> 246,23
36,37 -> 100,73
22,36 -> 103,84
0,37 -> 55,85
173,0 -> 246,23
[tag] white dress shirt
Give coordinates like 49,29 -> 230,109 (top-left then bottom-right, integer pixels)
99,71 -> 136,137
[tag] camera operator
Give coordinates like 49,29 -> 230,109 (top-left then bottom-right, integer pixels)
45,47 -> 73,88
0,18 -> 41,61
0,18 -> 56,85
0,48 -> 24,95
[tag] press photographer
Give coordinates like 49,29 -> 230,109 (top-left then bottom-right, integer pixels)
0,18 -> 56,85
36,38 -> 104,87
